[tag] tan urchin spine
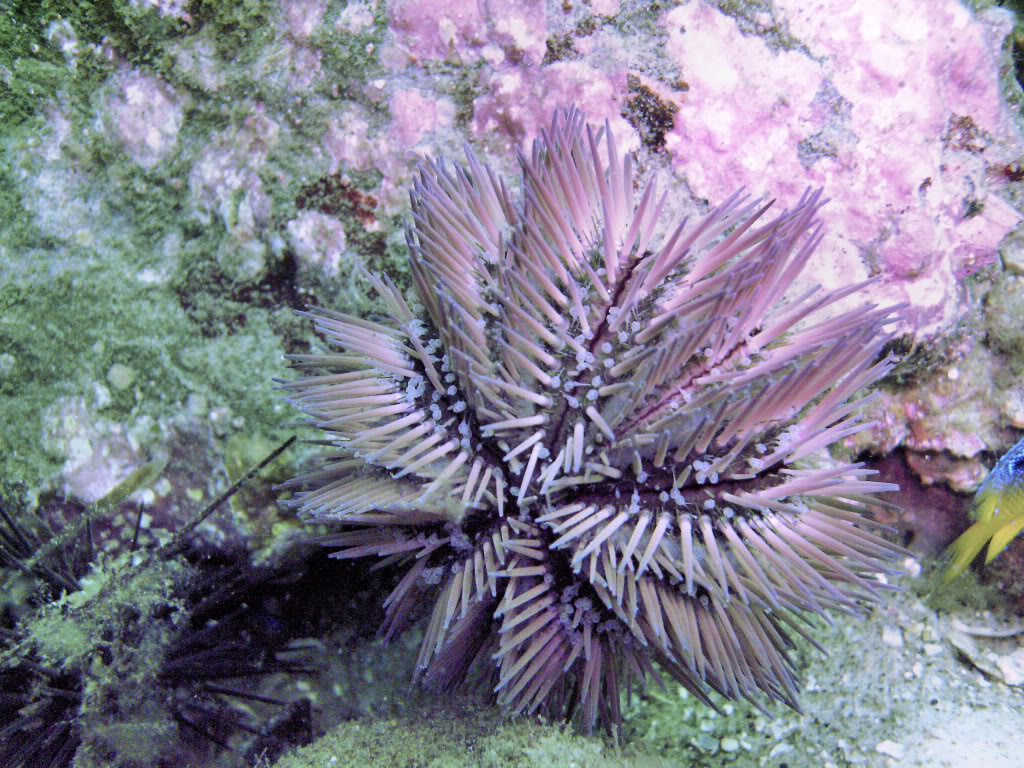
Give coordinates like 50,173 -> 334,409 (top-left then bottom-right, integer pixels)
280,106 -> 905,735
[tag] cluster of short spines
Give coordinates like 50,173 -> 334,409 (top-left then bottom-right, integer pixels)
281,106 -> 904,734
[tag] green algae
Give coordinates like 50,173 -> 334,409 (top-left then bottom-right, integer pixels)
0,0 -> 397,495
984,273 -> 1024,372
271,697 -> 671,768
312,0 -> 388,94
0,260 -> 294,490
189,0 -> 278,65
7,550 -> 198,768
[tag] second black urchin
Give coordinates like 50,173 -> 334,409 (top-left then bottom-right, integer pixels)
0,491 -> 317,768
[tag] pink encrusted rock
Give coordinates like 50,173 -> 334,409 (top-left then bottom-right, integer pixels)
109,70 -> 185,170
375,0 -> 1022,343
378,0 -> 1022,341
471,61 -> 636,152
40,395 -> 145,506
284,0 -> 327,42
661,0 -> 1023,339
590,0 -> 621,17
188,105 -> 279,235
323,104 -> 417,213
385,0 -> 631,151
388,0 -> 546,66
336,1 -> 375,33
319,92 -> 454,217
389,88 -> 456,147
847,326 -> 1024,489
280,0 -> 326,90
286,210 -> 347,277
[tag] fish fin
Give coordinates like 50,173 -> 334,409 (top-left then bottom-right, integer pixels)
984,515 -> 1024,564
943,516 -> 1011,583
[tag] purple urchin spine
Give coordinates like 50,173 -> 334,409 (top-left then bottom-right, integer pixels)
279,106 -> 905,735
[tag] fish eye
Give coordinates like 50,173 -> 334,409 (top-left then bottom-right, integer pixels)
1012,454 -> 1024,474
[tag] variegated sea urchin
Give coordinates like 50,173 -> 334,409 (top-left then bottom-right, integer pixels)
280,107 -> 904,735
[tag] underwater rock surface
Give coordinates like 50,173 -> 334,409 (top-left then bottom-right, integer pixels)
2,0 -> 1024,766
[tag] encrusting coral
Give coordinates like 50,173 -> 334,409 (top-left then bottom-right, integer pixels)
280,106 -> 906,735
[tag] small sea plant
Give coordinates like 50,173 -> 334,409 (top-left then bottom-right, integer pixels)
280,106 -> 905,735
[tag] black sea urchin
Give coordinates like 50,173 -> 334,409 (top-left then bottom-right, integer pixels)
280,107 -> 904,735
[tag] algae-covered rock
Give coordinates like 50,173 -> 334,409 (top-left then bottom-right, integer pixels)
985,274 -> 1024,369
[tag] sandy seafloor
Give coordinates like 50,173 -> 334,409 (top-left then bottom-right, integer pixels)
269,566 -> 1024,768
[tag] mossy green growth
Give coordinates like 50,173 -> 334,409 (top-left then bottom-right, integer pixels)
224,432 -> 301,552
1,55 -> 68,124
618,602 -> 925,768
0,255 -> 294,491
272,596 -> 924,768
0,1 -> 187,135
620,680 -> 764,760
984,273 -> 1024,373
13,552 -> 193,768
0,155 -> 47,255
272,697 -> 676,768
188,0 -> 277,65
0,4 -> 80,131
312,0 -> 388,97
919,560 -> 1002,615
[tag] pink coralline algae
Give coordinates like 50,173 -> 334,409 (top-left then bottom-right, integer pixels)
284,0 -> 328,42
109,70 -> 185,170
389,89 -> 456,148
472,61 -> 636,152
379,0 -> 1022,342
189,106 -> 280,235
660,0 -> 1023,339
280,0 -> 326,90
40,395 -> 144,506
388,0 -> 546,66
286,210 -> 348,277
322,104 -> 436,213
385,0 -> 634,152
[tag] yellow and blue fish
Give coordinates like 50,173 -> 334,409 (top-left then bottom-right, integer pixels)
945,435 -> 1024,582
